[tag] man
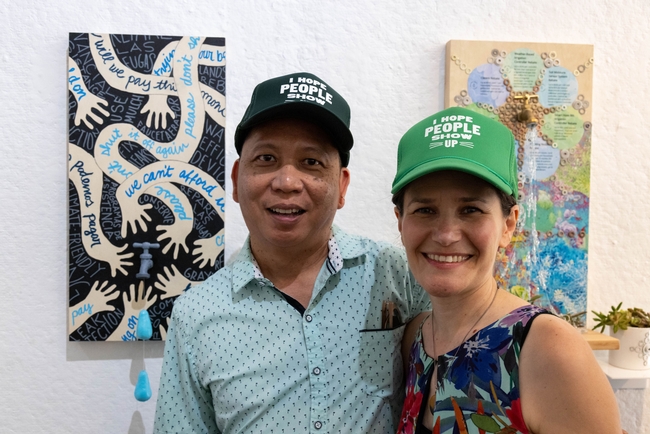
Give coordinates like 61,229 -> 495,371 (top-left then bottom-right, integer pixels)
154,72 -> 430,433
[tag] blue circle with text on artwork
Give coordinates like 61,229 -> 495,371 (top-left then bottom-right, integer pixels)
523,136 -> 561,180
538,66 -> 578,108
467,64 -> 509,108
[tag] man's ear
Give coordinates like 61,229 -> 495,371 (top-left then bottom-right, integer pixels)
337,167 -> 351,209
231,159 -> 240,203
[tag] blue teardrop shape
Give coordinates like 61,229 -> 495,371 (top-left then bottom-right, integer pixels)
134,370 -> 152,402
136,310 -> 153,340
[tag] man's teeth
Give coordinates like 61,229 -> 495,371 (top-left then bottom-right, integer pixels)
271,208 -> 302,214
427,254 -> 469,263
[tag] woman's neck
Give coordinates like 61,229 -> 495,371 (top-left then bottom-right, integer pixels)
429,279 -> 500,353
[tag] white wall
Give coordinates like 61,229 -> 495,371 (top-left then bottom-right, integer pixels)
2,0 -> 649,432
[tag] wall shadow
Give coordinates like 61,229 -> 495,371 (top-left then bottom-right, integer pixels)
66,340 -> 165,362
128,411 -> 146,434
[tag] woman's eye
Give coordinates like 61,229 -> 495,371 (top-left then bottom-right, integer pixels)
462,206 -> 481,214
414,207 -> 435,215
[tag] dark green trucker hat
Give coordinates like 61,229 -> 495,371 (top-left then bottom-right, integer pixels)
392,107 -> 518,197
234,72 -> 354,166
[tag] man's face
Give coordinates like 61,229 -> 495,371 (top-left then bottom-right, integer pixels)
232,117 -> 350,255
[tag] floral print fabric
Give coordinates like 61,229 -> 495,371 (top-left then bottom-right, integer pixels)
397,305 -> 547,434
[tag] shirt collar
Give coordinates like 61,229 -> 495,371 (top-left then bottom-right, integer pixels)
231,225 -> 368,293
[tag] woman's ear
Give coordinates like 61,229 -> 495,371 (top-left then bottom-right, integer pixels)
499,204 -> 519,248
395,207 -> 405,245
395,207 -> 403,233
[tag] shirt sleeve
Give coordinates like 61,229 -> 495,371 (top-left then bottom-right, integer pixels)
406,270 -> 431,320
154,303 -> 220,434
374,243 -> 431,323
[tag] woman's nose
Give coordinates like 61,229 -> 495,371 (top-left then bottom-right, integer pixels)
431,216 -> 461,246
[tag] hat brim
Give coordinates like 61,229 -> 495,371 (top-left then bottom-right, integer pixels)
234,101 -> 353,159
391,157 -> 514,196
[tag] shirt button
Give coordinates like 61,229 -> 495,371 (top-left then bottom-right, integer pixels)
305,314 -> 313,322
314,421 -> 323,430
313,367 -> 321,375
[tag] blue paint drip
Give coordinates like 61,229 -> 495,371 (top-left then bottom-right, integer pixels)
136,310 -> 153,340
134,370 -> 152,402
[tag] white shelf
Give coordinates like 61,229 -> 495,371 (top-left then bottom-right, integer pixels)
597,359 -> 650,389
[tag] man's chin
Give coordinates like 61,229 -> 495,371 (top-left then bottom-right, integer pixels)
257,228 -> 329,251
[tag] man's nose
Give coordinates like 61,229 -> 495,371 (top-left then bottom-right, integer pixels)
271,164 -> 303,193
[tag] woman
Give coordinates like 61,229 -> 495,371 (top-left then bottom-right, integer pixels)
392,107 -> 622,433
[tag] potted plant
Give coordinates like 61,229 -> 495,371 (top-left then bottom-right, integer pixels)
592,303 -> 650,370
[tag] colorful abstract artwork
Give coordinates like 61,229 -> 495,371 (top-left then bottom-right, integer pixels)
67,33 -> 226,341
445,40 -> 593,321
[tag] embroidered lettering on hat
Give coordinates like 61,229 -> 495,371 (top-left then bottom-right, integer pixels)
278,76 -> 333,106
425,115 -> 481,148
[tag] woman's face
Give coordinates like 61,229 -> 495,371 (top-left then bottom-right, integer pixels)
396,170 -> 518,298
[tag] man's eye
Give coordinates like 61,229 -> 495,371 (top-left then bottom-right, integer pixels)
256,155 -> 275,162
304,158 -> 321,166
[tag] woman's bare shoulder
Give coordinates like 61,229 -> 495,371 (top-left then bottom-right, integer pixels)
519,313 -> 622,433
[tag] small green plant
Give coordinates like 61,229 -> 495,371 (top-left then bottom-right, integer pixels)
592,303 -> 650,333
561,311 -> 586,328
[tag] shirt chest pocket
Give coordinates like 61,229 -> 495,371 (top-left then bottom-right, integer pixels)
358,325 -> 405,399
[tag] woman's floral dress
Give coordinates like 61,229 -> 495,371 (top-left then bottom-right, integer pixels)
397,305 -> 548,434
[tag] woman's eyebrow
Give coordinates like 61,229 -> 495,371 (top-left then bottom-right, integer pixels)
406,196 -> 436,206
458,196 -> 488,204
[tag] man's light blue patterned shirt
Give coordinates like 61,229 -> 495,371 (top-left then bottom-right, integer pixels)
154,227 -> 430,433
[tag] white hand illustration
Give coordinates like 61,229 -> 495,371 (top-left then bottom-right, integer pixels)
192,229 -> 225,269
141,95 -> 176,129
120,202 -> 153,238
105,243 -> 135,277
157,224 -> 191,260
74,92 -> 110,129
69,281 -> 119,333
155,264 -> 194,300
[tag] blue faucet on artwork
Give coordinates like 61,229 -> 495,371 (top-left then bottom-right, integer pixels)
133,242 -> 160,279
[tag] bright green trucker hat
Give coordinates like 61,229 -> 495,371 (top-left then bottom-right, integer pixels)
234,72 -> 354,166
391,107 -> 518,198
